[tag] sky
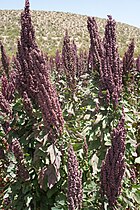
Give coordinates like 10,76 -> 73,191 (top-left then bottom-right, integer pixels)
0,0 -> 140,28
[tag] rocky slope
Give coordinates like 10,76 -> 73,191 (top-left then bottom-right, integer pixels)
0,10 -> 140,56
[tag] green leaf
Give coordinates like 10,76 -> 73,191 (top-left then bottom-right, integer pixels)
90,153 -> 99,175
25,195 -> 32,207
73,142 -> 83,151
134,191 -> 140,204
22,184 -> 30,194
0,130 -> 5,137
51,207 -> 63,210
94,114 -> 103,124
135,156 -> 140,164
47,183 -> 58,198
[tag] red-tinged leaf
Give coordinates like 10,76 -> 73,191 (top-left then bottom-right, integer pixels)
46,164 -> 57,189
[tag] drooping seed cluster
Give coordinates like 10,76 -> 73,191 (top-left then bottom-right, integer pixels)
77,50 -> 88,78
31,49 -> 64,140
101,110 -> 126,208
87,17 -> 104,71
54,43 -> 88,84
0,42 -> 16,115
67,144 -> 83,210
103,16 -> 122,106
87,16 -> 123,107
0,93 -> 12,115
83,137 -> 88,157
21,0 -> 37,51
11,138 -> 30,181
14,0 -> 64,140
0,53 -> 16,134
22,91 -> 33,116
0,42 -> 10,75
1,74 -> 15,103
13,0 -> 39,102
62,31 -> 78,93
55,49 -> 63,76
122,39 -> 135,74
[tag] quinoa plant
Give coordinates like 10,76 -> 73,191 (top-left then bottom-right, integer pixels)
0,1 -> 139,210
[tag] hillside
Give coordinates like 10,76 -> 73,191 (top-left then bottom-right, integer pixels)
0,10 -> 140,56
0,5 -> 140,210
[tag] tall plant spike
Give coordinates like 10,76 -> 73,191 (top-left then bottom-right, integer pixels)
67,144 -> 83,210
101,110 -> 126,208
14,0 -> 64,141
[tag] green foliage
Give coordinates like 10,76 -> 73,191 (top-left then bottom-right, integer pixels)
0,67 -> 139,209
0,7 -> 140,210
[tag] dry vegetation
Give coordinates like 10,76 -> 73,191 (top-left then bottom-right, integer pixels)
0,10 -> 140,56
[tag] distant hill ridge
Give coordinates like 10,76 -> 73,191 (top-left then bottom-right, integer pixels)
0,10 -> 140,56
